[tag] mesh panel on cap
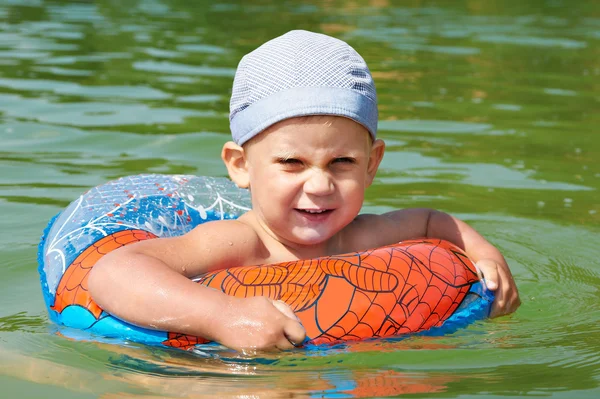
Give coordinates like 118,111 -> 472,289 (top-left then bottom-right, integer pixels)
229,30 -> 378,144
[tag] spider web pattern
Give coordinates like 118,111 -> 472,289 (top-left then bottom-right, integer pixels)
48,228 -> 208,349
163,332 -> 208,349
198,238 -> 479,345
41,174 -> 250,348
51,230 -> 157,318
41,175 -> 487,349
41,174 -> 250,301
46,231 -> 481,349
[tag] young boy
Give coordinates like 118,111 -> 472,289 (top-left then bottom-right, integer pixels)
89,30 -> 520,351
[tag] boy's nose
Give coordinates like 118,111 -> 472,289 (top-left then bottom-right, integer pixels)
304,169 -> 335,196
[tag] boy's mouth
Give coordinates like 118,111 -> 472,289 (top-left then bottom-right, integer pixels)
295,208 -> 333,216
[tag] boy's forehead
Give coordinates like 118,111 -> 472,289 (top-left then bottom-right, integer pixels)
245,115 -> 372,150
265,115 -> 368,133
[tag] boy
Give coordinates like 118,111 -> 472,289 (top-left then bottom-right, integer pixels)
89,30 -> 520,351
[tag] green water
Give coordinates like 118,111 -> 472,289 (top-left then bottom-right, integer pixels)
1,0 -> 598,398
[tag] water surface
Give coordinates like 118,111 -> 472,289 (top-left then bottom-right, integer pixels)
1,0 -> 598,398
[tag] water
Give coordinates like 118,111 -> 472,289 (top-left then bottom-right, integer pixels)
1,0 -> 598,397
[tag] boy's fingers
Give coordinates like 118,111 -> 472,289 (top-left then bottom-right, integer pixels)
488,264 -> 521,318
272,299 -> 306,349
283,318 -> 306,349
272,300 -> 300,321
489,288 -> 505,318
497,267 -> 520,314
475,260 -> 498,290
475,259 -> 521,318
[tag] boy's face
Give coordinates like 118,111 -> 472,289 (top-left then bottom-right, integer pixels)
229,116 -> 384,250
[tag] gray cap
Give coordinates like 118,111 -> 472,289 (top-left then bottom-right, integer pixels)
229,30 -> 378,145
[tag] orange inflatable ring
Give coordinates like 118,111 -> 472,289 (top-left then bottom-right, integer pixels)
38,174 -> 492,350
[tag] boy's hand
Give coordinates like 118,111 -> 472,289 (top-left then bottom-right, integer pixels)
216,296 -> 306,351
475,258 -> 521,318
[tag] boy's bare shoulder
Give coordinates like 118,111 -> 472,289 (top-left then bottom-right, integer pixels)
341,209 -> 432,251
185,217 -> 265,259
186,217 -> 259,241
139,217 -> 267,275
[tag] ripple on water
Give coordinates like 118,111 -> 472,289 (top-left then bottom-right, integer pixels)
478,219 -> 600,362
379,150 -> 592,191
143,47 -> 181,58
492,103 -> 523,111
46,3 -> 104,23
544,88 -> 578,96
0,94 -> 209,127
42,30 -> 84,40
391,43 -> 481,55
0,29 -> 79,51
133,60 -> 236,77
158,75 -> 198,84
0,1 -> 598,397
476,34 -> 588,49
379,120 -> 493,134
0,78 -> 171,100
176,94 -> 222,103
31,66 -> 93,77
176,44 -> 228,54
36,53 -> 131,65
0,50 -> 51,60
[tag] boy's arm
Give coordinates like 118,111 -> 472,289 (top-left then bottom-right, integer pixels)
350,208 -> 520,317
425,210 -> 520,317
88,220 -> 305,350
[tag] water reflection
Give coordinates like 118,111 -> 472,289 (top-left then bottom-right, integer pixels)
0,78 -> 171,99
379,120 -> 493,134
0,0 -> 598,398
0,94 -> 210,126
133,60 -> 235,76
476,34 -> 587,49
379,150 -> 592,191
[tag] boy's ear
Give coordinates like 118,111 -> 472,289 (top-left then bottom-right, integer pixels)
366,139 -> 385,187
221,141 -> 250,188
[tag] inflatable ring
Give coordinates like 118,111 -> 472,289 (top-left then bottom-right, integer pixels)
38,174 -> 493,350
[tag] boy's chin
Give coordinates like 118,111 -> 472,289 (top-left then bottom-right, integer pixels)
287,229 -> 336,247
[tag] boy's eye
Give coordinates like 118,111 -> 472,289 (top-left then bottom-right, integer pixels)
277,158 -> 302,165
332,157 -> 356,164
